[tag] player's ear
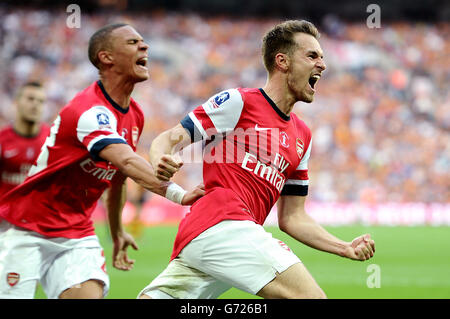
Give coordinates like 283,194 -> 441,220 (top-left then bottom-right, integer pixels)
274,53 -> 289,73
97,50 -> 114,67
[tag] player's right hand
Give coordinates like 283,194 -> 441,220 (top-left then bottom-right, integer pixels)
181,183 -> 205,205
343,234 -> 375,261
155,154 -> 183,181
112,231 -> 139,271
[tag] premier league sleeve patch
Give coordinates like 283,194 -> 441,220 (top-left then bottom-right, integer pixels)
212,91 -> 230,108
77,106 -> 126,155
192,88 -> 244,137
96,113 -> 111,129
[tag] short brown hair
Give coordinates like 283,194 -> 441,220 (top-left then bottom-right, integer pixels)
262,20 -> 320,73
15,81 -> 43,99
88,23 -> 129,69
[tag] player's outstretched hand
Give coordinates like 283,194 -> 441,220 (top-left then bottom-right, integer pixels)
155,154 -> 183,181
181,183 -> 205,206
113,231 -> 139,271
343,234 -> 375,261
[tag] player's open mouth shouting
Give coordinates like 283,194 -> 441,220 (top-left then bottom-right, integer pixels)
136,56 -> 148,71
308,73 -> 320,93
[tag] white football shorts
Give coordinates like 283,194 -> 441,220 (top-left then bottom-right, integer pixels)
0,220 -> 109,299
138,220 -> 301,299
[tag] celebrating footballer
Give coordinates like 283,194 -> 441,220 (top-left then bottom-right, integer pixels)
139,20 -> 376,299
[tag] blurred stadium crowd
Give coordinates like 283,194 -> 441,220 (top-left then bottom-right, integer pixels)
0,9 -> 448,203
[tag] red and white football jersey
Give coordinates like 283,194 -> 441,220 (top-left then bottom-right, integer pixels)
0,81 -> 144,238
172,87 -> 312,259
0,124 -> 50,194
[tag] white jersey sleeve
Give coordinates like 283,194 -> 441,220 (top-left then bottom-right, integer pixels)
76,105 -> 127,160
181,89 -> 244,142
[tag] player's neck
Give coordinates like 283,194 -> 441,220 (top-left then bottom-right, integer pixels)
14,119 -> 39,137
98,75 -> 134,110
262,79 -> 295,116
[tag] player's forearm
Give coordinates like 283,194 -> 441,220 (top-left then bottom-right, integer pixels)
280,212 -> 348,257
119,155 -> 170,197
129,184 -> 146,214
149,125 -> 191,169
149,130 -> 173,168
106,182 -> 127,239
99,143 -> 169,197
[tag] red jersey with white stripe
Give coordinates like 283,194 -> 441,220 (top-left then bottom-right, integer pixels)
0,124 -> 50,194
172,87 -> 312,259
0,81 -> 144,238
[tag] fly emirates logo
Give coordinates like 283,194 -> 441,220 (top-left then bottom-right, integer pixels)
241,152 -> 289,192
80,158 -> 117,180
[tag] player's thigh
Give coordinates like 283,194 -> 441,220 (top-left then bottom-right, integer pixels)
59,279 -> 104,299
181,220 -> 302,296
257,262 -> 326,299
138,258 -> 231,299
0,221 -> 42,298
42,246 -> 109,299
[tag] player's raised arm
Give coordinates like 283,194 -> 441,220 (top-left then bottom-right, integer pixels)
277,195 -> 375,261
150,89 -> 245,181
149,123 -> 192,181
99,142 -> 204,206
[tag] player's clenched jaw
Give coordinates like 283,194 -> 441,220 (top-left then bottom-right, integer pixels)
108,26 -> 150,83
287,33 -> 326,103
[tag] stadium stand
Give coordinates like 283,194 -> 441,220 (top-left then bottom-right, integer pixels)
0,9 -> 448,209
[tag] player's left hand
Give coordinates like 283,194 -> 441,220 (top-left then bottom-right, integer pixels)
112,231 -> 139,271
343,234 -> 375,261
155,154 -> 183,181
181,183 -> 205,205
